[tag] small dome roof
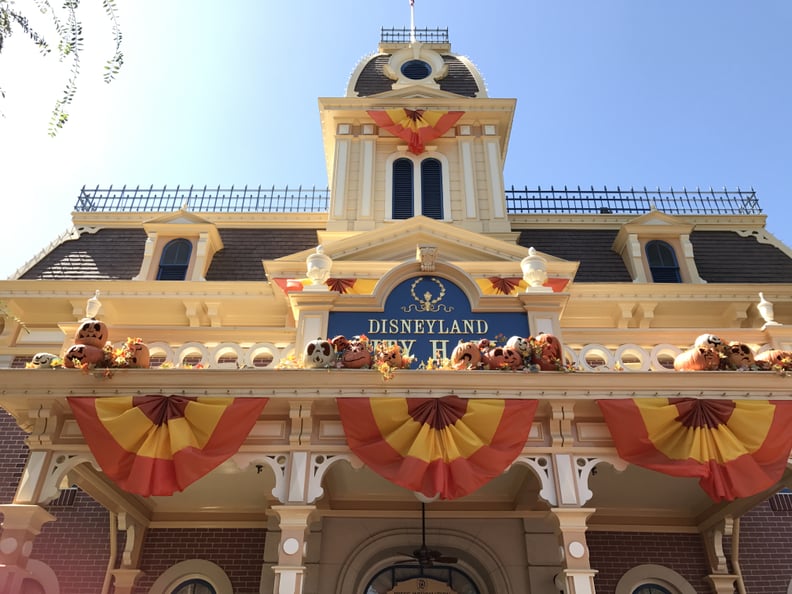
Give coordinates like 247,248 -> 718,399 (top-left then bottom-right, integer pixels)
346,43 -> 487,98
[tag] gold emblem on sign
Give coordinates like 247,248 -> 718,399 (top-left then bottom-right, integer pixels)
402,277 -> 453,313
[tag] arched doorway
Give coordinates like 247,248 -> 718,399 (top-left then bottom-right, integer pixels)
364,564 -> 480,594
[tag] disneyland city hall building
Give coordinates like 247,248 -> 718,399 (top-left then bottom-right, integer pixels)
3,26 -> 792,594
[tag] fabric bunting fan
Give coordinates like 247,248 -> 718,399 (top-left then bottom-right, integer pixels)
338,395 -> 537,500
68,395 -> 268,496
597,398 -> 792,501
367,109 -> 464,155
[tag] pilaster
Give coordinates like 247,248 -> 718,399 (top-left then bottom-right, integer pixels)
550,507 -> 597,594
111,569 -> 144,594
269,505 -> 316,594
0,504 -> 56,592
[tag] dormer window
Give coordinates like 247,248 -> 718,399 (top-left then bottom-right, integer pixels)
134,210 -> 224,281
645,240 -> 681,283
612,211 -> 705,284
389,155 -> 448,221
157,239 -> 192,280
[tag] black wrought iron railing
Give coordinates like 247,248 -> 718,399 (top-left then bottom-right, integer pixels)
75,185 -> 330,213
73,185 -> 763,216
504,186 -> 761,215
380,27 -> 449,44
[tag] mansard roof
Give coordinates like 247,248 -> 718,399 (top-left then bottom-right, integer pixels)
17,224 -> 792,285
690,231 -> 792,283
352,54 -> 480,98
19,228 -> 320,282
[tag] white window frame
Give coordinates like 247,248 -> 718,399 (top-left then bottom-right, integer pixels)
148,560 -> 232,594
615,564 -> 696,594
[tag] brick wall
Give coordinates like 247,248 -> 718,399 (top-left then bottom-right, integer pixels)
587,531 -> 711,592
730,500 -> 792,594
135,527 -> 267,594
36,491 -> 116,594
0,409 -> 114,594
0,409 -> 29,503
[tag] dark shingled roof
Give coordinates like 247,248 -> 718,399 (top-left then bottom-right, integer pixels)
353,54 -> 479,98
517,229 -> 632,282
691,231 -> 792,283
206,229 -> 319,281
20,228 -> 147,280
18,228 -> 319,281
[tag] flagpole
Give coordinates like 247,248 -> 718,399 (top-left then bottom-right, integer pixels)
410,0 -> 416,43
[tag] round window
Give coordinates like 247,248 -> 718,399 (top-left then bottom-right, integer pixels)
401,60 -> 432,80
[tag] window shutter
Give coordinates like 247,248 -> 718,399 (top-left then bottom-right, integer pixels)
421,158 -> 443,219
392,158 -> 414,219
157,239 -> 192,281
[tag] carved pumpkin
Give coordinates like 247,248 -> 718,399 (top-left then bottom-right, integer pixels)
340,338 -> 372,369
30,353 -> 59,369
74,319 -> 109,348
483,346 -> 523,370
127,342 -> 150,368
722,341 -> 755,370
693,333 -> 725,352
63,344 -> 105,368
331,335 -> 350,354
375,344 -> 413,369
674,347 -> 720,371
755,349 -> 792,371
304,339 -> 336,368
531,333 -> 562,371
450,341 -> 482,370
506,336 -> 531,359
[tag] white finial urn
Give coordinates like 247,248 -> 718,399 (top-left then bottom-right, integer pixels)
521,247 -> 551,292
305,245 -> 332,290
85,290 -> 102,319
758,292 -> 781,329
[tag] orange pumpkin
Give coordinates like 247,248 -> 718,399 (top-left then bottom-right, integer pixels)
754,349 -> 792,371
673,347 -> 720,371
722,341 -> 755,370
74,319 -> 109,348
375,344 -> 413,369
63,344 -> 105,368
450,341 -> 482,370
483,346 -> 523,370
531,333 -> 562,371
127,342 -> 151,368
340,338 -> 372,369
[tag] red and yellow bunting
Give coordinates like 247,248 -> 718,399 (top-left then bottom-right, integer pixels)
598,398 -> 792,501
68,395 -> 268,496
367,109 -> 464,155
338,396 -> 537,500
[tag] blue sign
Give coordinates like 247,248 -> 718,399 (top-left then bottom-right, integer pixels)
327,276 -> 529,365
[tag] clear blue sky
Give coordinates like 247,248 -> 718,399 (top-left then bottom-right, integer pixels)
1,1 -> 790,279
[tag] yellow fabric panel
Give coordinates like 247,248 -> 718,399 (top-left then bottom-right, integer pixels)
370,398 -> 505,463
637,399 -> 773,463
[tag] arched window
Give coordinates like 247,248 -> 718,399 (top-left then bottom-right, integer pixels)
364,564 -> 480,594
158,239 -> 192,280
389,155 -> 447,221
645,240 -> 681,283
392,158 -> 414,219
633,586 -> 673,594
421,158 -> 443,219
21,579 -> 45,594
171,578 -> 216,594
615,564 -> 695,594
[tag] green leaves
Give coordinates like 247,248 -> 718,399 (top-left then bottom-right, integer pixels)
0,0 -> 124,135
